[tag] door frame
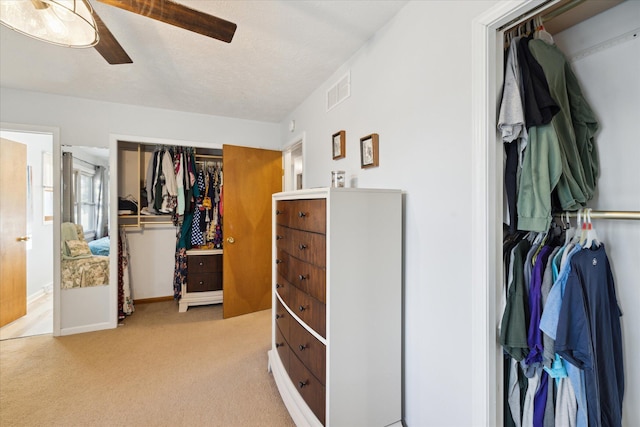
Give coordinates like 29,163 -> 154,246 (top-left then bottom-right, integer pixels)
470,0 -> 562,425
109,133 -> 223,320
1,121 -> 62,336
282,132 -> 305,191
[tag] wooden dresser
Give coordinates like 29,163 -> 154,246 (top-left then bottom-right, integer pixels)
268,188 -> 402,427
179,249 -> 223,312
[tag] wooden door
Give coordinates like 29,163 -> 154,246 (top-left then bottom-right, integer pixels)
0,138 -> 28,327
222,145 -> 282,318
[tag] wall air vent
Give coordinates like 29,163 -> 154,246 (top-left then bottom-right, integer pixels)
327,71 -> 351,112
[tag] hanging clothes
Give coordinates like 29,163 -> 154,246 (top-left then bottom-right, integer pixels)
555,244 -> 624,427
118,227 -> 134,318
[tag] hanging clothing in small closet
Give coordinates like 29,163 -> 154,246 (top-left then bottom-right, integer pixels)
170,152 -> 223,300
499,17 -> 599,234
501,212 -> 624,427
118,227 -> 134,319
190,160 -> 223,250
143,147 -> 179,215
498,10 -> 626,427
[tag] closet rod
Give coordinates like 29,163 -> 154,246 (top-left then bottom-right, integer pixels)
195,154 -> 223,159
554,210 -> 640,220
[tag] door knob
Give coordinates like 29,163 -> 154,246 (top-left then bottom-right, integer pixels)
226,237 -> 235,244
16,236 -> 30,242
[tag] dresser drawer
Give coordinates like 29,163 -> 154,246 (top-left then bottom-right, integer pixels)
291,285 -> 326,339
274,297 -> 290,340
278,277 -> 326,339
277,249 -> 326,304
275,326 -> 290,375
287,345 -> 326,425
276,199 -> 326,234
187,272 -> 223,292
276,225 -> 326,268
275,273 -> 293,310
289,316 -> 326,385
188,254 -> 222,274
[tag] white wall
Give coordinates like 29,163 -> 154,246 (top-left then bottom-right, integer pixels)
279,1 -> 639,426
0,88 -> 281,151
1,89 -> 281,333
0,130 -> 54,299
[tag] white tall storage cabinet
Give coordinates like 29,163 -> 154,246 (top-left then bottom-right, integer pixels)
268,188 -> 403,427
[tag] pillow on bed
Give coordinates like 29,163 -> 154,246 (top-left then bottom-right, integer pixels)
65,240 -> 92,257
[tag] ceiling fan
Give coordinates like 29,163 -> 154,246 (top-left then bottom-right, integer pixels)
1,0 -> 237,65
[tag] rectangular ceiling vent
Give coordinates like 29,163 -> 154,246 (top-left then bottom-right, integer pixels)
327,71 -> 351,112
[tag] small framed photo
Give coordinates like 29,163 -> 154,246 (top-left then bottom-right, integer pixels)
332,130 -> 346,160
360,133 -> 379,168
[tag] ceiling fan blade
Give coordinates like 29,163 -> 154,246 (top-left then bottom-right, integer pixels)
96,0 -> 237,43
92,11 -> 133,64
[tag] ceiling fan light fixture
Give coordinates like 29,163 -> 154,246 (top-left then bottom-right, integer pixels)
0,0 -> 98,48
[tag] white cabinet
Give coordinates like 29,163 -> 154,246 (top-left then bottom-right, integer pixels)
268,188 -> 403,427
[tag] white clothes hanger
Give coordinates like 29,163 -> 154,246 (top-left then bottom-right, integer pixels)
534,16 -> 554,44
563,211 -> 576,245
583,208 -> 601,249
571,208 -> 585,245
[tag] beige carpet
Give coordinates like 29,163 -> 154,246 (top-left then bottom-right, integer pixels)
0,301 -> 294,427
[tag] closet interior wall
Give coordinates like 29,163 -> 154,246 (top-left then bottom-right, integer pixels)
498,1 -> 639,425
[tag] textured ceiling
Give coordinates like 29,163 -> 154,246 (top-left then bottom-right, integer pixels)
0,0 -> 409,123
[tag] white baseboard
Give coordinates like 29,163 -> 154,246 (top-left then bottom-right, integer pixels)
27,283 -> 53,305
60,321 -> 112,336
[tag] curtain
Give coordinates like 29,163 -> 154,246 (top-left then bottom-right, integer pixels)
61,152 -> 74,223
94,165 -> 109,238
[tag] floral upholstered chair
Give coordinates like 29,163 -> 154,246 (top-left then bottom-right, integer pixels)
60,223 -> 110,289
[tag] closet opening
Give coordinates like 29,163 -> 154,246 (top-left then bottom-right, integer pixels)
112,136 -> 282,321
471,0 -> 638,425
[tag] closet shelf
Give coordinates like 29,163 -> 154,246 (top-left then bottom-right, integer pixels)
118,214 -> 173,227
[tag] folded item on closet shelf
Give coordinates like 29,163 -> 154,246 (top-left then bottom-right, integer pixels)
118,196 -> 139,214
118,210 -> 135,215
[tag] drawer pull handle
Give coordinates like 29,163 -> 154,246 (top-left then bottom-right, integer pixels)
276,210 -> 282,215
275,259 -> 282,264
298,380 -> 308,388
298,211 -> 306,218
298,305 -> 305,312
298,244 -> 307,250
199,281 -> 204,285
298,274 -> 307,281
276,342 -> 284,348
199,262 -> 204,266
276,235 -> 283,240
298,344 -> 307,351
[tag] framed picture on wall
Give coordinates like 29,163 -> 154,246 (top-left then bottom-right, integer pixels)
360,133 -> 379,168
332,130 -> 346,160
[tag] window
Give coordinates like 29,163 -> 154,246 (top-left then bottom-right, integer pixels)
74,170 -> 96,238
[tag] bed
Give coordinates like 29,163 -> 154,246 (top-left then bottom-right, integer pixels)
88,236 -> 110,256
61,223 -> 110,289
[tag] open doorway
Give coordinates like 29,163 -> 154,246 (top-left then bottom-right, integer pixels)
0,129 -> 54,340
283,137 -> 303,191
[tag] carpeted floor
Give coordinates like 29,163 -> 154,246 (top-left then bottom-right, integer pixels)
0,301 -> 294,427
